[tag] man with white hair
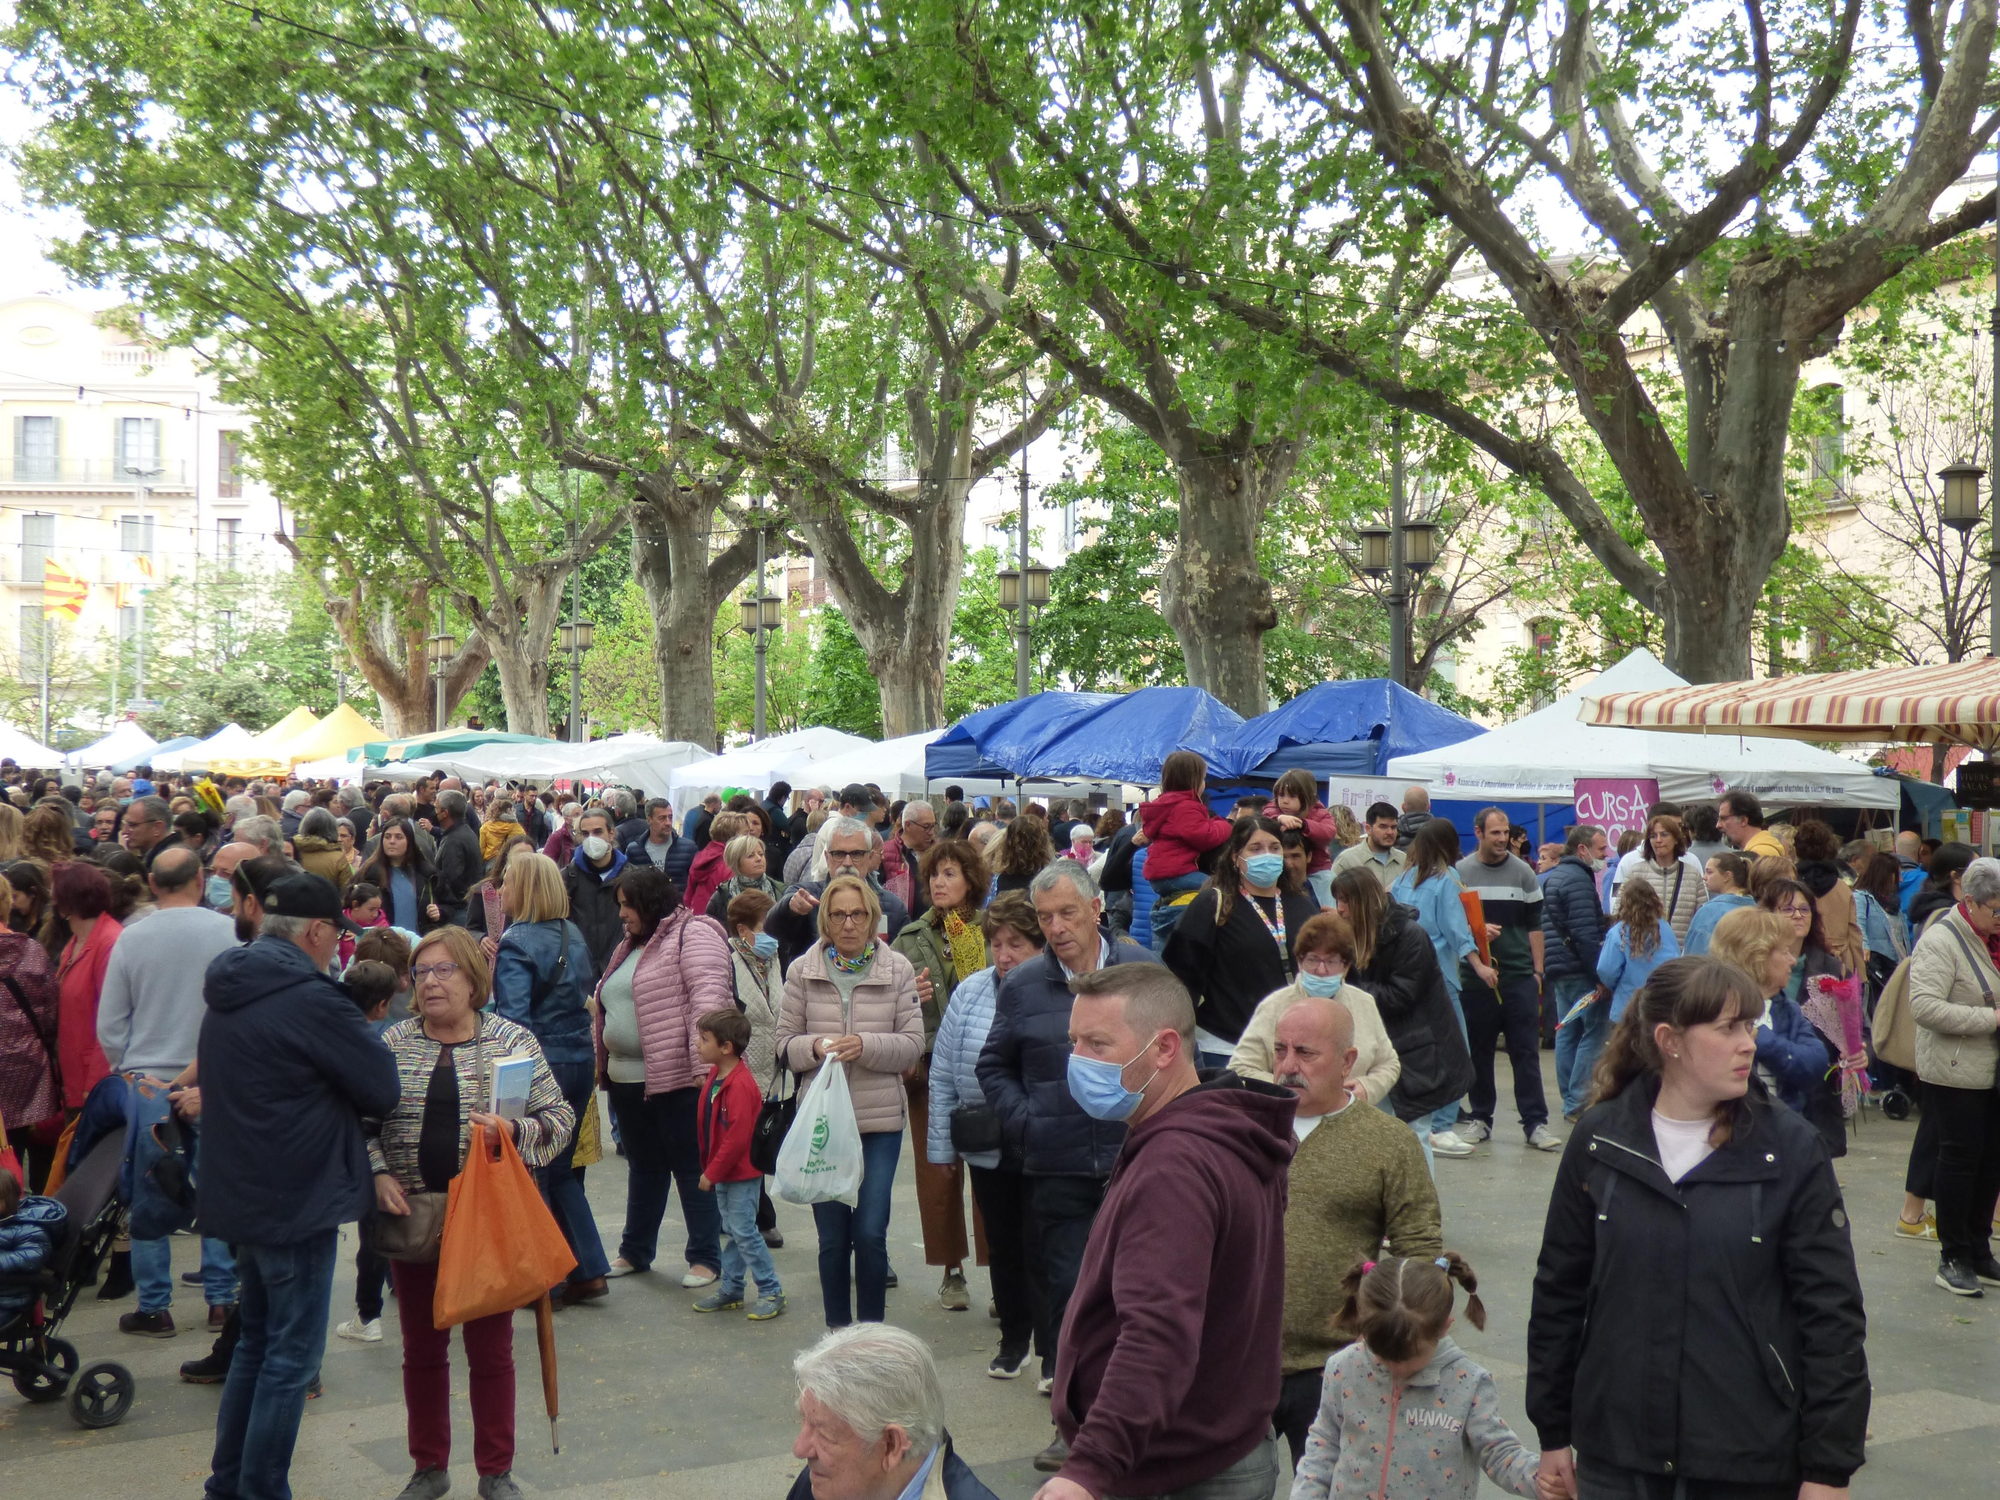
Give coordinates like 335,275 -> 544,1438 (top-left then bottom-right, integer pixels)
787,1324 -> 1000,1500
232,815 -> 281,858
764,816 -> 910,972
279,788 -> 310,841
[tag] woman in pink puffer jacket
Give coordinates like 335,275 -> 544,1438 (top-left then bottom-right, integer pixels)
775,875 -> 923,1326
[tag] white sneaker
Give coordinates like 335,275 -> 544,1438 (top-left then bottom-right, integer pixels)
335,1317 -> 382,1343
1527,1125 -> 1564,1152
1429,1130 -> 1476,1158
1457,1120 -> 1492,1144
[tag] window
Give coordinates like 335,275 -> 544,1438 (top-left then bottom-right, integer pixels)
17,607 -> 42,681
16,416 -> 57,481
218,430 -> 242,497
119,514 -> 156,556
1805,384 -> 1844,501
20,514 -> 53,581
1529,617 -> 1560,658
216,517 -> 240,567
117,417 -> 161,478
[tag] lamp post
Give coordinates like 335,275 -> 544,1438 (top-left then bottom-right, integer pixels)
995,557 -> 1052,699
559,617 -> 595,742
426,620 -> 457,732
1356,516 -> 1441,686
1937,459 -> 1994,654
738,592 -> 783,739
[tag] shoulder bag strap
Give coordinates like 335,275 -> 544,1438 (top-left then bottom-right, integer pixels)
1942,919 -> 2000,1004
0,972 -> 59,1091
1669,863 -> 1686,921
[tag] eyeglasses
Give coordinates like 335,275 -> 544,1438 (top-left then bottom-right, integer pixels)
413,962 -> 461,982
826,910 -> 871,926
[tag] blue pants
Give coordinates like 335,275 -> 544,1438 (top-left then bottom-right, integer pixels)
605,1079 -> 721,1272
1553,975 -> 1609,1117
812,1129 -> 901,1326
714,1177 -> 782,1301
205,1229 -> 338,1500
1378,1095 -> 1435,1175
1147,871 -> 1206,953
134,1232 -> 236,1313
1428,984 -> 1470,1135
546,1060 -> 611,1283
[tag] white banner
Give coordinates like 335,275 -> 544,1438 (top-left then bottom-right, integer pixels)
1324,775 -> 1427,818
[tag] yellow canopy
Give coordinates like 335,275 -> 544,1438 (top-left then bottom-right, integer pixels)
281,703 -> 386,767
210,706 -> 322,777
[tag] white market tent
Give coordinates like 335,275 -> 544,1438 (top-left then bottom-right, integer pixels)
162,722 -> 254,774
0,721 -> 57,766
666,726 -> 872,814
64,721 -> 158,771
383,734 -> 713,795
1386,648 -> 1900,810
800,730 -> 947,803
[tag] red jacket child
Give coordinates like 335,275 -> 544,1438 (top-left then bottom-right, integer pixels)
1134,788 -> 1234,881
696,1058 -> 764,1184
1262,799 -> 1337,873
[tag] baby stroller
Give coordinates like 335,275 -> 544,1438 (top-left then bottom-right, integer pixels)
0,1132 -> 137,1428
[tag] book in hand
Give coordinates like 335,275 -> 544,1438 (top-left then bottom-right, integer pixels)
490,1054 -> 536,1121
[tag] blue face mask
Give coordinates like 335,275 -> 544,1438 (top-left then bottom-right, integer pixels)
751,933 -> 780,960
1243,853 -> 1286,888
205,875 -> 233,910
1298,970 -> 1344,999
1066,1034 -> 1164,1122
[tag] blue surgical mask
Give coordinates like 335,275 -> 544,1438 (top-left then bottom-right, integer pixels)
752,933 -> 780,960
1243,853 -> 1286,888
1066,1034 -> 1164,1122
206,875 -> 233,910
1298,970 -> 1345,999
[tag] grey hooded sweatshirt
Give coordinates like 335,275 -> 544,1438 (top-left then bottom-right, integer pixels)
1291,1336 -> 1538,1500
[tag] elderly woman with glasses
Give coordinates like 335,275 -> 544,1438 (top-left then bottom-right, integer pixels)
776,874 -> 923,1327
366,924 -> 574,1500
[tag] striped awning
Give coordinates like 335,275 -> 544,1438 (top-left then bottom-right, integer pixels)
1581,658 -> 2000,748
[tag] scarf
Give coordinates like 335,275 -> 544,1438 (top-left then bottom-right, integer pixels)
827,943 -> 876,975
731,935 -> 774,1000
942,908 -> 986,983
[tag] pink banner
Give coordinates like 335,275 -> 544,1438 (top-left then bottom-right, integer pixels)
1572,778 -> 1661,841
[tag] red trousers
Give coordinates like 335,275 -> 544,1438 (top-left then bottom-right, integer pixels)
389,1258 -> 516,1476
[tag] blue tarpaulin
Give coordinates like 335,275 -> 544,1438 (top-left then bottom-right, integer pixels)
1215,679 -> 1485,779
1013,686 -> 1246,784
925,692 -> 1121,781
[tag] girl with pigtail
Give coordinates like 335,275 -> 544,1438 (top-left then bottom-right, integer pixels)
1290,1253 -> 1540,1500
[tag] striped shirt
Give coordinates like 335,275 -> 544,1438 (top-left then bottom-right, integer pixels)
1455,852 -> 1544,981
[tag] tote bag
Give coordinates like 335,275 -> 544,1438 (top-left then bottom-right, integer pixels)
433,1125 -> 576,1328
773,1058 -> 865,1207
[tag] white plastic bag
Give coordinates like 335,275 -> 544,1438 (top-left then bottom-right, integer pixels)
774,1057 -> 865,1206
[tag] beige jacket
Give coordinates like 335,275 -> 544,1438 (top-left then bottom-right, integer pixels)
1909,905 -> 2000,1090
776,942 -> 924,1134
1227,981 -> 1401,1105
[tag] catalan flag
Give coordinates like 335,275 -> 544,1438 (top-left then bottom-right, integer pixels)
42,559 -> 88,621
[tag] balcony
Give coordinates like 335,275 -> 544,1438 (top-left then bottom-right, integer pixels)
4,458 -> 191,490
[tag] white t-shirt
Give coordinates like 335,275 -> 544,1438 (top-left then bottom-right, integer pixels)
1293,1093 -> 1353,1143
1652,1109 -> 1717,1182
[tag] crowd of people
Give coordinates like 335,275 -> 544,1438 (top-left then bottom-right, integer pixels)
0,753 -> 1976,1500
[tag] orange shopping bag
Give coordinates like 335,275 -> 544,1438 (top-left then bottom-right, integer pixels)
433,1124 -> 576,1329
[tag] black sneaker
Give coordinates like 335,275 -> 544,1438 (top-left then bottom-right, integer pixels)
181,1269 -> 204,1286
1972,1256 -> 2000,1287
180,1348 -> 231,1384
988,1350 -> 1029,1380
1032,1437 -> 1069,1473
119,1309 -> 177,1338
1936,1259 -> 1984,1296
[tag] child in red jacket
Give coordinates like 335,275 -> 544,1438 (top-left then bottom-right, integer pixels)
1264,767 -> 1338,907
693,1009 -> 784,1319
1136,749 -> 1235,951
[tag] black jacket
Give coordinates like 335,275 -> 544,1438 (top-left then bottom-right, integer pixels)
1096,821 -> 1141,893
196,935 -> 399,1245
622,832 -> 695,892
562,848 -> 630,975
785,1434 -> 997,1500
977,932 -> 1152,1178
1907,879 -> 1957,931
1541,856 -> 1608,980
1352,904 -> 1475,1121
1161,885 -> 1313,1046
433,818 -> 483,919
762,877 -> 910,975
1527,1076 -> 1868,1489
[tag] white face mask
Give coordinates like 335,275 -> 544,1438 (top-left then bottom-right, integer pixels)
583,835 -> 611,861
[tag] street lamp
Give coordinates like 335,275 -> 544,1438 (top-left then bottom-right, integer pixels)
426,627 -> 456,732
997,558 -> 1053,698
739,593 -> 783,739
1936,460 -> 1996,657
1354,518 -> 1443,681
559,617 -> 594,744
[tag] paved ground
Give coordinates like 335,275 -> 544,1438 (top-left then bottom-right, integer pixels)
4,1053 -> 1999,1498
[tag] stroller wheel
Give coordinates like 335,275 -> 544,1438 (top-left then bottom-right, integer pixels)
68,1361 -> 134,1429
1883,1088 -> 1912,1122
11,1336 -> 78,1402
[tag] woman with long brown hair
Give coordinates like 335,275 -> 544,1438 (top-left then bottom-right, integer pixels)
991,815 -> 1054,896
20,804 -> 73,868
1626,813 -> 1707,946
1528,957 -> 1867,1500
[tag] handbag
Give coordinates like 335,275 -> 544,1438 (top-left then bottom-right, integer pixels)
950,1102 -> 1003,1154
367,1017 -> 489,1263
751,1059 -> 797,1176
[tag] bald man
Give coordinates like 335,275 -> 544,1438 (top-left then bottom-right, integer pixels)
1269,995 -> 1441,1464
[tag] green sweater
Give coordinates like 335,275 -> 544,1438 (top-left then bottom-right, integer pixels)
1282,1098 -> 1442,1374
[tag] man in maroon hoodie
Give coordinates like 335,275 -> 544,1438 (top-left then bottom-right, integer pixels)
1036,962 -> 1295,1500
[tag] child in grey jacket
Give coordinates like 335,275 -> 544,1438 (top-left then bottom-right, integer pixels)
1291,1253 -> 1538,1500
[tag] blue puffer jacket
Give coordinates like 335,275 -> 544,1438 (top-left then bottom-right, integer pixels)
929,965 -> 1004,1170
491,918 -> 598,1066
0,1195 -> 65,1321
622,833 -> 696,892
1541,856 -> 1608,979
976,932 -> 1152,1178
1756,993 -> 1831,1118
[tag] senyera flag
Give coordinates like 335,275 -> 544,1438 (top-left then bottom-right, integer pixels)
42,558 -> 88,620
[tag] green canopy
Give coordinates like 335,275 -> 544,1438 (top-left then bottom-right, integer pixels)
357,729 -> 559,763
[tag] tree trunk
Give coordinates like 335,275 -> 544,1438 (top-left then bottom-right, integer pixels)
316,576 -> 491,735
1160,446 -> 1297,716
629,481 -> 761,749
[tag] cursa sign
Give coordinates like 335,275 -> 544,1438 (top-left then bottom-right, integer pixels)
1572,778 -> 1660,841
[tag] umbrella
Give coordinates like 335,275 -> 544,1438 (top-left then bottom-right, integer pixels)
533,1292 -> 560,1452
